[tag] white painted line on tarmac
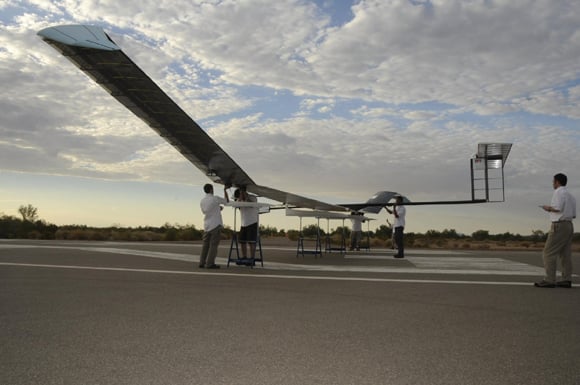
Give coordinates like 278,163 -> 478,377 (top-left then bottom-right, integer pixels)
0,262 -> 535,286
259,257 -> 546,276
346,249 -> 468,256
0,244 -> 547,276
101,249 -> 536,277
0,244 -> 196,262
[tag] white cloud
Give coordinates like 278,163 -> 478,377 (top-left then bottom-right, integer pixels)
0,0 -> 579,234
307,0 -> 580,106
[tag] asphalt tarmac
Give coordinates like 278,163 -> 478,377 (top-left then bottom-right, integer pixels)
1,240 -> 579,385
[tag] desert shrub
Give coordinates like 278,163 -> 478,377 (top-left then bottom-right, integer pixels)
370,238 -> 387,248
435,239 -> 447,248
330,233 -> 345,243
178,227 -> 202,241
472,230 -> 490,241
69,229 -> 89,240
164,227 -> 178,241
90,231 -> 108,241
302,224 -> 324,238
130,231 -> 163,241
27,231 -> 41,239
287,230 -> 300,241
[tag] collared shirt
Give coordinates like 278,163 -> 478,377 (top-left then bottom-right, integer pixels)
549,186 -> 576,222
394,205 -> 406,228
200,193 -> 227,232
240,194 -> 259,227
350,216 -> 363,232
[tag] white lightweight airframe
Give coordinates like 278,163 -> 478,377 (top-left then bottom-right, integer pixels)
37,25 -> 512,215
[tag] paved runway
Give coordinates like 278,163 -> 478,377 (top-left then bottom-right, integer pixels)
1,240 -> 579,385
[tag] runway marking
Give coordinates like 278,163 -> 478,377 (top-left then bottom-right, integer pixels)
0,244 -> 548,276
261,257 -> 545,276
67,247 -> 543,276
346,249 -> 468,256
0,262 -> 534,286
0,244 -> 195,262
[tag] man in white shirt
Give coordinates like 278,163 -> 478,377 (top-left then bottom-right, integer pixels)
385,196 -> 406,258
349,212 -> 364,251
199,183 -> 229,269
535,173 -> 576,288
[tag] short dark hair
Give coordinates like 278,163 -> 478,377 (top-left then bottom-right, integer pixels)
203,183 -> 213,193
554,173 -> 567,186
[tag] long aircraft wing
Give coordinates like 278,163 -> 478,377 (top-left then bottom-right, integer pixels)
37,25 -> 254,187
38,25 -> 511,213
38,24 -> 347,212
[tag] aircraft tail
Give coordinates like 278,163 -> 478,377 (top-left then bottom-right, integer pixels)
340,142 -> 513,212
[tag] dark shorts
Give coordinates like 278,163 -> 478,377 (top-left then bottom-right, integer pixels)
239,222 -> 258,243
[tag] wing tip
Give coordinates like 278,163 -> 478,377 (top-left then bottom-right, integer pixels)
38,24 -> 120,51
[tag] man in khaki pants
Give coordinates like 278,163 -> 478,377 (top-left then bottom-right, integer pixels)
199,183 -> 229,269
535,173 -> 577,288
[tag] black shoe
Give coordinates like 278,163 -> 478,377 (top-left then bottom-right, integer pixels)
556,280 -> 572,288
207,264 -> 220,269
393,254 -> 404,259
198,264 -> 205,268
534,280 -> 555,288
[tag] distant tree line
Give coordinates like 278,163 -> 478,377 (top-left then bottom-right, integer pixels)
289,224 -> 575,244
1,204 -> 579,244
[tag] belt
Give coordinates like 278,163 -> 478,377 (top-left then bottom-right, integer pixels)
552,220 -> 571,223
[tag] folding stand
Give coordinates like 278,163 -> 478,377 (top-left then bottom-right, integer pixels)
286,208 -> 372,258
357,219 -> 373,252
296,216 -> 322,258
324,218 -> 346,255
227,207 -> 264,268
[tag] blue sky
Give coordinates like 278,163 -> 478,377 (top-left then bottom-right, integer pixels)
1,0 -> 579,235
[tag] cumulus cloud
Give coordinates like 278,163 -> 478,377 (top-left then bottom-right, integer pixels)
0,0 -> 579,233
